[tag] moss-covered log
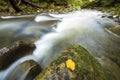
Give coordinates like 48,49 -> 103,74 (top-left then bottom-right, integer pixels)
35,45 -> 107,80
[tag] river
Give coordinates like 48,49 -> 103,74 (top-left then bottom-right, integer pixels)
0,10 -> 120,80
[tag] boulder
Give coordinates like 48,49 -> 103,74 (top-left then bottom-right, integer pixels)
0,41 -> 35,70
35,45 -> 107,80
109,25 -> 120,35
4,60 -> 41,80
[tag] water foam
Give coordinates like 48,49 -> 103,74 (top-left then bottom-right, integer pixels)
33,10 -> 118,68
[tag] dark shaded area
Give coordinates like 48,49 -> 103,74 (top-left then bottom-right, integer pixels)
6,0 -> 22,12
84,0 -> 120,7
5,0 -> 40,12
3,60 -> 41,80
0,41 -> 35,70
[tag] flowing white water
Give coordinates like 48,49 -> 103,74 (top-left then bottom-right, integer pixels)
0,55 -> 37,80
33,10 -> 119,67
1,10 -> 120,80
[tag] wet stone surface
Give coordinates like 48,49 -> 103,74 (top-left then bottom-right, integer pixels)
4,60 -> 41,80
102,14 -> 120,24
0,41 -> 35,70
109,25 -> 120,35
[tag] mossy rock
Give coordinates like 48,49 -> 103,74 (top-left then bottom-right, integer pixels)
35,45 -> 107,80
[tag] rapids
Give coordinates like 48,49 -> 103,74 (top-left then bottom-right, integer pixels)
0,10 -> 120,80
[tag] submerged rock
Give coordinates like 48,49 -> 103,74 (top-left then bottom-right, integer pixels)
35,45 -> 107,80
3,60 -> 41,80
0,41 -> 35,70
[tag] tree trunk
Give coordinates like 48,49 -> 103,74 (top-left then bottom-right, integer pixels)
7,0 -> 22,12
6,0 -> 40,13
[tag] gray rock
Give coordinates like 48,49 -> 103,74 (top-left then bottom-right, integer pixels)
109,25 -> 120,35
108,15 -> 113,19
3,60 -> 41,80
0,41 -> 35,70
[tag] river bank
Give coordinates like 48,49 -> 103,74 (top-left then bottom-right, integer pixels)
0,0 -> 120,16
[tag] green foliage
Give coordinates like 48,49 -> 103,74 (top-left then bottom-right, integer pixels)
32,0 -> 39,3
67,0 -> 82,8
101,0 -> 114,6
88,0 -> 120,7
98,3 -> 120,15
0,0 -> 120,15
0,0 -> 8,11
34,0 -> 94,9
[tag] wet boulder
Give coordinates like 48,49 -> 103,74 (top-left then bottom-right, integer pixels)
35,45 -> 107,80
0,41 -> 35,70
108,25 -> 120,35
101,14 -> 120,24
3,60 -> 41,80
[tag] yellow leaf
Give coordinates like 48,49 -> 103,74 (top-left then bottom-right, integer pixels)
66,59 -> 75,71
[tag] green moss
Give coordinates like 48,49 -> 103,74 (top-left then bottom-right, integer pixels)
71,45 -> 107,80
35,45 -> 107,80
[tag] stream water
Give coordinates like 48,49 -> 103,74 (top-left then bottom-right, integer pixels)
0,10 -> 120,80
